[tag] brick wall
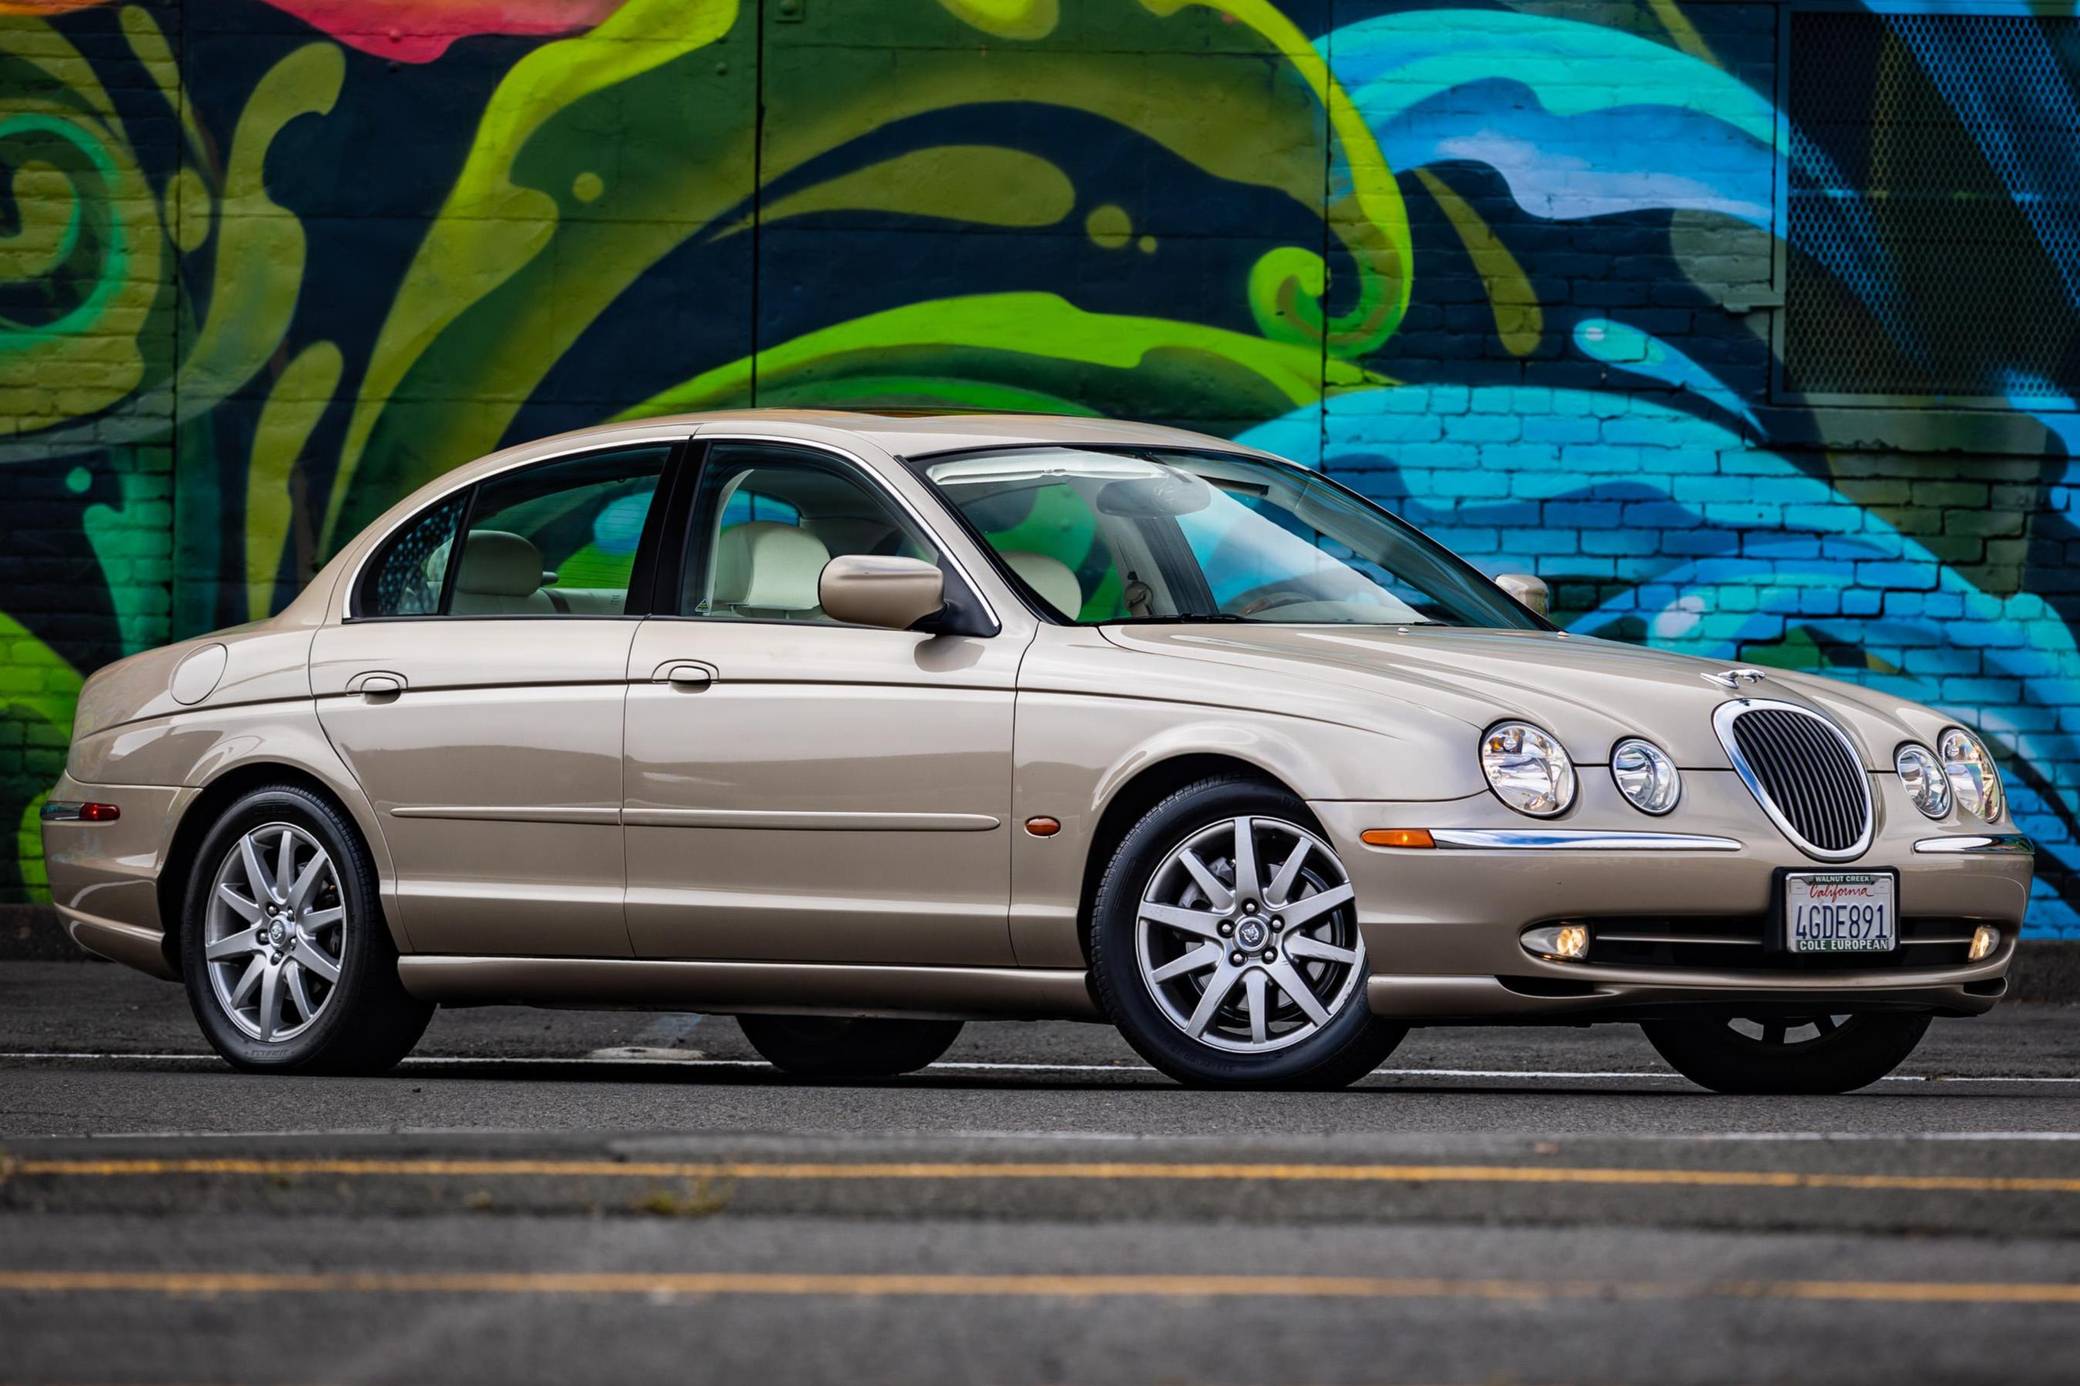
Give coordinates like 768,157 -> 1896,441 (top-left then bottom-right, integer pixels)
1,0 -> 2074,933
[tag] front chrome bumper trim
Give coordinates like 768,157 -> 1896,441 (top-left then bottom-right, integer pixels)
1428,829 -> 1743,852
1911,833 -> 2035,856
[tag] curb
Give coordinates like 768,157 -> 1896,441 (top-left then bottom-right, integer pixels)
5,903 -> 2077,1000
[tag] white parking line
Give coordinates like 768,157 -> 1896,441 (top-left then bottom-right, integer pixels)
2,1049 -> 2077,1084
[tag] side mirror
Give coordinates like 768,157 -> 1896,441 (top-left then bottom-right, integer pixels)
1495,572 -> 1550,618
819,554 -> 946,631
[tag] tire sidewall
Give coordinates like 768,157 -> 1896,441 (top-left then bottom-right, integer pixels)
1642,1013 -> 1932,1094
180,786 -> 390,1072
1091,779 -> 1384,1088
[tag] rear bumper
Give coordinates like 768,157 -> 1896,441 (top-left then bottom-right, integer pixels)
1313,772 -> 2031,1022
40,773 -> 186,979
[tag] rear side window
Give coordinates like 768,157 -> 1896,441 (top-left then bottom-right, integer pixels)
359,494 -> 465,617
354,445 -> 671,618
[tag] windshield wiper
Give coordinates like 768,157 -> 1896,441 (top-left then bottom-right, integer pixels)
1099,613 -> 1253,625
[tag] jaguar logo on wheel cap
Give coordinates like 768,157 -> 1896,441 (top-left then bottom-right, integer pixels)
1236,919 -> 1267,949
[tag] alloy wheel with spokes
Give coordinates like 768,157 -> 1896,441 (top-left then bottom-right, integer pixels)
1090,776 -> 1405,1089
1135,815 -> 1364,1053
204,822 -> 348,1043
1724,1014 -> 1853,1050
180,783 -> 433,1074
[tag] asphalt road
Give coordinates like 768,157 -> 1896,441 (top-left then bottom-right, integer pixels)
3,961 -> 2077,1384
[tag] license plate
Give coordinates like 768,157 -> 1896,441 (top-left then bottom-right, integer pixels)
1784,872 -> 1896,953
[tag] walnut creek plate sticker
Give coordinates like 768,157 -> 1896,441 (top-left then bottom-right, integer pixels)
1784,872 -> 1896,953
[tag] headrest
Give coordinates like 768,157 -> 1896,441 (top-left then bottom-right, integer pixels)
455,530 -> 546,598
1002,550 -> 1082,618
713,521 -> 831,610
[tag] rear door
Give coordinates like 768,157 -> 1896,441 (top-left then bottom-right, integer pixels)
311,439 -> 682,956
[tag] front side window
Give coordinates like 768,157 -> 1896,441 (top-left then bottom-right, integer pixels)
919,447 -> 1543,629
683,443 -> 939,624
356,445 -> 669,618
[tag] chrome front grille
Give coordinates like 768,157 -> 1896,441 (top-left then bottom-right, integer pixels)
1714,700 -> 1873,859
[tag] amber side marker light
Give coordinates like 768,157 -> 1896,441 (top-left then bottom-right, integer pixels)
41,801 -> 119,823
1024,817 -> 1062,838
1361,828 -> 1433,848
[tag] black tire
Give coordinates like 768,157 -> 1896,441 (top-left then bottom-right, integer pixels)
180,783 -> 432,1075
1089,775 -> 1406,1089
1641,1012 -> 1932,1094
737,1014 -> 964,1078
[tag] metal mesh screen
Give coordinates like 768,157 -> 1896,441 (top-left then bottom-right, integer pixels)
1783,8 -> 2080,403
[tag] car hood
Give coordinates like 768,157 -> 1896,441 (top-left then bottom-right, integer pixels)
1096,624 -> 1919,770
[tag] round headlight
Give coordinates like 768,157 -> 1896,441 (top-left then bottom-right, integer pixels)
1611,738 -> 1680,815
1939,726 -> 2004,821
1894,743 -> 1951,819
1481,722 -> 1577,817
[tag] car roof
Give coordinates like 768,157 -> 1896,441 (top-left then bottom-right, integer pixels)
527,409 -> 1284,464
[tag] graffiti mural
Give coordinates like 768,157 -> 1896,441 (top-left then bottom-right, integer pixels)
1,0 -> 2076,935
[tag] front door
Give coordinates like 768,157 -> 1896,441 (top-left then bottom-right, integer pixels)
622,440 -> 1021,964
312,441 -> 676,956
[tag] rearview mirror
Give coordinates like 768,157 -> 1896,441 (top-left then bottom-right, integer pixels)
819,555 -> 946,631
1495,572 -> 1550,618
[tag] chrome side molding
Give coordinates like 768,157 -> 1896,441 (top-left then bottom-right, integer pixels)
1911,834 -> 2034,856
1429,829 -> 1743,851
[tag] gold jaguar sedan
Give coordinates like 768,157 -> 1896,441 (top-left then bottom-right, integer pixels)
41,412 -> 2032,1091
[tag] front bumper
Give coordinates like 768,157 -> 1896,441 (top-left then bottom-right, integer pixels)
1313,769 -> 2031,1022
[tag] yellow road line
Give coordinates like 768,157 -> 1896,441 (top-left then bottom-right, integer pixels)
5,1157 -> 2080,1195
0,1270 -> 2073,1305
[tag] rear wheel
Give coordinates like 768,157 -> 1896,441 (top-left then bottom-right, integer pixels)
1641,1012 -> 1931,1094
737,1014 -> 964,1078
1090,776 -> 1406,1089
180,784 -> 432,1074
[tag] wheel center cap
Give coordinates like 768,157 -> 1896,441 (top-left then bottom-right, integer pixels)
1236,919 -> 1267,950
268,921 -> 287,946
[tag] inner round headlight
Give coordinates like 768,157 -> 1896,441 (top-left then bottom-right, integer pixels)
1894,743 -> 1951,819
1611,738 -> 1680,815
1939,726 -> 2004,821
1481,721 -> 1577,817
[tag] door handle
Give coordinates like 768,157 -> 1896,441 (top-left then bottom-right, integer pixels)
352,672 -> 405,698
655,661 -> 715,690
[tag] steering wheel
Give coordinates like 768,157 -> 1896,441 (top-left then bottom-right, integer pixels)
1231,582 -> 1323,617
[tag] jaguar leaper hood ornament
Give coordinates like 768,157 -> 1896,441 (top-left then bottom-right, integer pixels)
1703,667 -> 1769,690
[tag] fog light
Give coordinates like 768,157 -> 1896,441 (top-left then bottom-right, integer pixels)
1522,922 -> 1591,962
1968,926 -> 2000,962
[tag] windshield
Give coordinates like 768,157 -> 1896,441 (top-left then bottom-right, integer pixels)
917,447 -> 1544,629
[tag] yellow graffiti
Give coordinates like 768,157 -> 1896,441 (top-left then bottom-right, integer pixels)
246,342 -> 343,622
617,292 -> 1374,420
1415,168 -> 1543,357
328,0 -> 742,548
174,42 -> 341,405
1148,0 -> 1413,355
937,0 -> 1059,41
744,146 -> 1076,234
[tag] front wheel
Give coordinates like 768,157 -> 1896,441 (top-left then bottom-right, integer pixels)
1641,1012 -> 1931,1094
1089,776 -> 1406,1089
737,1015 -> 964,1077
180,784 -> 432,1075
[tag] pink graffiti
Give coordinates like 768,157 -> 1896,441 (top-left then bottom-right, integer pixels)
260,0 -> 626,63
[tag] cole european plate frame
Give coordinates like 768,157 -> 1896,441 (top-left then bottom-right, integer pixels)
1768,865 -> 1901,954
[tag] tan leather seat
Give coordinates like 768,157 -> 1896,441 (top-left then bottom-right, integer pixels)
713,521 -> 831,616
449,531 -> 554,616
1001,550 -> 1082,619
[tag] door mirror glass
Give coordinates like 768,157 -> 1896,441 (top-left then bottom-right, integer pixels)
818,555 -> 945,630
1495,572 -> 1550,617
